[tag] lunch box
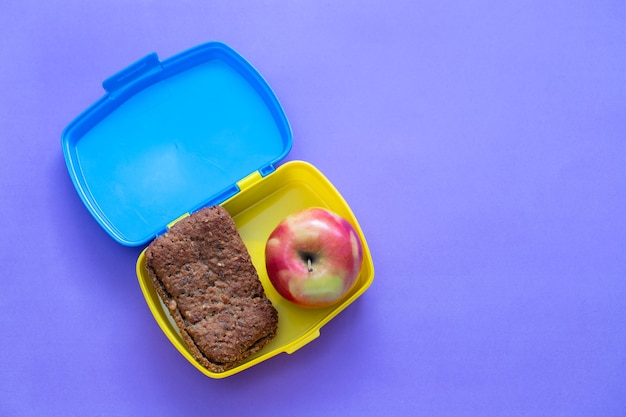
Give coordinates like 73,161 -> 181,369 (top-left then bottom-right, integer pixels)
61,42 -> 374,378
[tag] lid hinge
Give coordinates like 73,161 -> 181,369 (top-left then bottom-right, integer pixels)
166,212 -> 190,230
259,163 -> 275,177
236,170 -> 263,192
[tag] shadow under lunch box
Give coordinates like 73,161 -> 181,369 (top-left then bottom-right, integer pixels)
61,42 -> 374,378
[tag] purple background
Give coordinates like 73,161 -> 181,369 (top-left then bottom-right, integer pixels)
2,1 -> 626,416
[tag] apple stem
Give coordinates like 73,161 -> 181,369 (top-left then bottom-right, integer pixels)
307,257 -> 313,272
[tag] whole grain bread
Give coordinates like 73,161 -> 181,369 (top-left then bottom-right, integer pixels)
145,205 -> 278,373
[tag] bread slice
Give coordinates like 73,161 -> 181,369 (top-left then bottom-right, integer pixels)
145,205 -> 278,373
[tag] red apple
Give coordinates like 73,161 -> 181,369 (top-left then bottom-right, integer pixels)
265,207 -> 363,308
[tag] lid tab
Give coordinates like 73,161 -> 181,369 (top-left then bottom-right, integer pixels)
102,53 -> 162,94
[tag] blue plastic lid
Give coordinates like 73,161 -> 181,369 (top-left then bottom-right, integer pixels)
62,42 -> 292,246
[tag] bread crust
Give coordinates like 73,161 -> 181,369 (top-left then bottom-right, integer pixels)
145,206 -> 278,373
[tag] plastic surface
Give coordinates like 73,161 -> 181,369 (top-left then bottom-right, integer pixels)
136,161 -> 375,378
61,42 -> 292,246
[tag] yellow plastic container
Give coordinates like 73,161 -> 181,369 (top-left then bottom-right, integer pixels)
62,42 -> 374,378
137,161 -> 374,378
